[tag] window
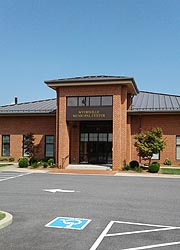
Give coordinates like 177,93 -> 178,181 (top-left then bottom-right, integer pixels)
151,152 -> 160,160
2,135 -> 10,156
89,133 -> 98,141
90,96 -> 101,106
99,133 -> 107,142
102,96 -> 112,106
67,97 -> 77,106
80,133 -> 88,142
67,96 -> 112,107
176,136 -> 180,160
79,97 -> 89,106
45,136 -> 54,157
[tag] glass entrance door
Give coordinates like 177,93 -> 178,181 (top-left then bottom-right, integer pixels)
80,132 -> 112,164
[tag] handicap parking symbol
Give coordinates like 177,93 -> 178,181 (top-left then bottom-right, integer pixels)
45,217 -> 91,230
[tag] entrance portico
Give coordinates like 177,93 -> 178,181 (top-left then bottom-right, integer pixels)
45,76 -> 138,170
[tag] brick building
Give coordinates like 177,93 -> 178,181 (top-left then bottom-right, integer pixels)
0,75 -> 180,170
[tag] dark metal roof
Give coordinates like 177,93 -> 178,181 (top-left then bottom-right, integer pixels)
45,75 -> 139,94
0,91 -> 180,115
0,98 -> 56,115
45,75 -> 134,83
131,91 -> 180,113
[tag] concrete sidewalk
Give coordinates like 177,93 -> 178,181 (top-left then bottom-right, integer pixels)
0,163 -> 48,173
1,163 -> 180,178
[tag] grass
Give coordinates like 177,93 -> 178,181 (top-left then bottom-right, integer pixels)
161,168 -> 180,175
0,212 -> 5,220
0,164 -> 13,167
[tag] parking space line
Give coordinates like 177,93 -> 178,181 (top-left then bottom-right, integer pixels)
122,241 -> 180,250
90,220 -> 180,250
89,221 -> 114,250
0,172 -> 32,182
106,226 -> 177,237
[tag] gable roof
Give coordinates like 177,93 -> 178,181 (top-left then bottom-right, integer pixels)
131,91 -> 180,113
0,98 -> 56,115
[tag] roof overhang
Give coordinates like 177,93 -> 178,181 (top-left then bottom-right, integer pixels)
44,76 -> 139,95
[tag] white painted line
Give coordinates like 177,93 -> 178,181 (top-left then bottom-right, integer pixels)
43,188 -> 78,193
106,227 -> 177,237
89,220 -> 180,250
0,172 -> 32,182
112,220 -> 175,228
89,221 -> 114,250
121,241 -> 180,250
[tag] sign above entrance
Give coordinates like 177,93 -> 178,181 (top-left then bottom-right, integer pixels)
66,107 -> 112,121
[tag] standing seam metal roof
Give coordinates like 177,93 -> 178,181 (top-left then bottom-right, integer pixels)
131,91 -> 180,112
0,98 -> 56,114
0,91 -> 180,114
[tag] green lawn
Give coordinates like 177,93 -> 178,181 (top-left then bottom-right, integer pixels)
161,168 -> 180,175
0,212 -> 5,220
0,164 -> 13,167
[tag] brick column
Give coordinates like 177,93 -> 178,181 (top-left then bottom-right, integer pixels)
57,90 -> 69,168
113,86 -> 127,170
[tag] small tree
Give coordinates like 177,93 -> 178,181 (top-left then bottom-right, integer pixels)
23,133 -> 40,162
134,128 -> 166,165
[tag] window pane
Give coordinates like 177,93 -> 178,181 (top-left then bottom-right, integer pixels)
90,97 -> 101,106
2,135 -> 10,156
79,97 -> 89,106
152,153 -> 159,160
67,97 -> 77,106
89,133 -> 98,141
102,96 -> 112,106
45,135 -> 54,157
99,133 -> 107,141
46,136 -> 54,143
80,133 -> 88,142
176,146 -> 180,160
176,136 -> 180,145
46,144 -> 54,157
108,133 -> 112,142
3,135 -> 10,143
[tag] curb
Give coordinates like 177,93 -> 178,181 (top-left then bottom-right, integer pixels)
0,211 -> 13,229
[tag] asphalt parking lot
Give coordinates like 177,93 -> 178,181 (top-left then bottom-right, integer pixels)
0,172 -> 180,250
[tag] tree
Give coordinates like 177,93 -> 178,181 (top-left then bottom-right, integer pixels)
134,128 -> 166,164
23,133 -> 40,161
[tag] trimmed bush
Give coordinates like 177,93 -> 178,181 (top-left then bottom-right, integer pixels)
18,158 -> 29,168
148,162 -> 160,173
129,160 -> 139,169
163,158 -> 172,166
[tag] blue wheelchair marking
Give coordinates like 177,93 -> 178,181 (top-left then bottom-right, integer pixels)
45,217 -> 91,230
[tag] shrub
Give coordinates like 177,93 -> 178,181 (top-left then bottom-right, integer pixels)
148,162 -> 160,173
0,158 -> 8,162
123,164 -> 130,171
42,162 -> 48,168
129,160 -> 139,169
47,158 -> 54,166
29,157 -> 38,165
18,158 -> 29,168
9,157 -> 15,162
163,158 -> 172,166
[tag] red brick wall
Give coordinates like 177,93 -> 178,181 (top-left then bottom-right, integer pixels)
130,114 -> 180,165
0,115 -> 56,161
56,84 -> 130,170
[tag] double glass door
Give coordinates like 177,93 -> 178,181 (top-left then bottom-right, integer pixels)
80,132 -> 112,164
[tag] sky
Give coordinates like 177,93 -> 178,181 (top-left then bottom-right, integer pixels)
0,0 -> 180,105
